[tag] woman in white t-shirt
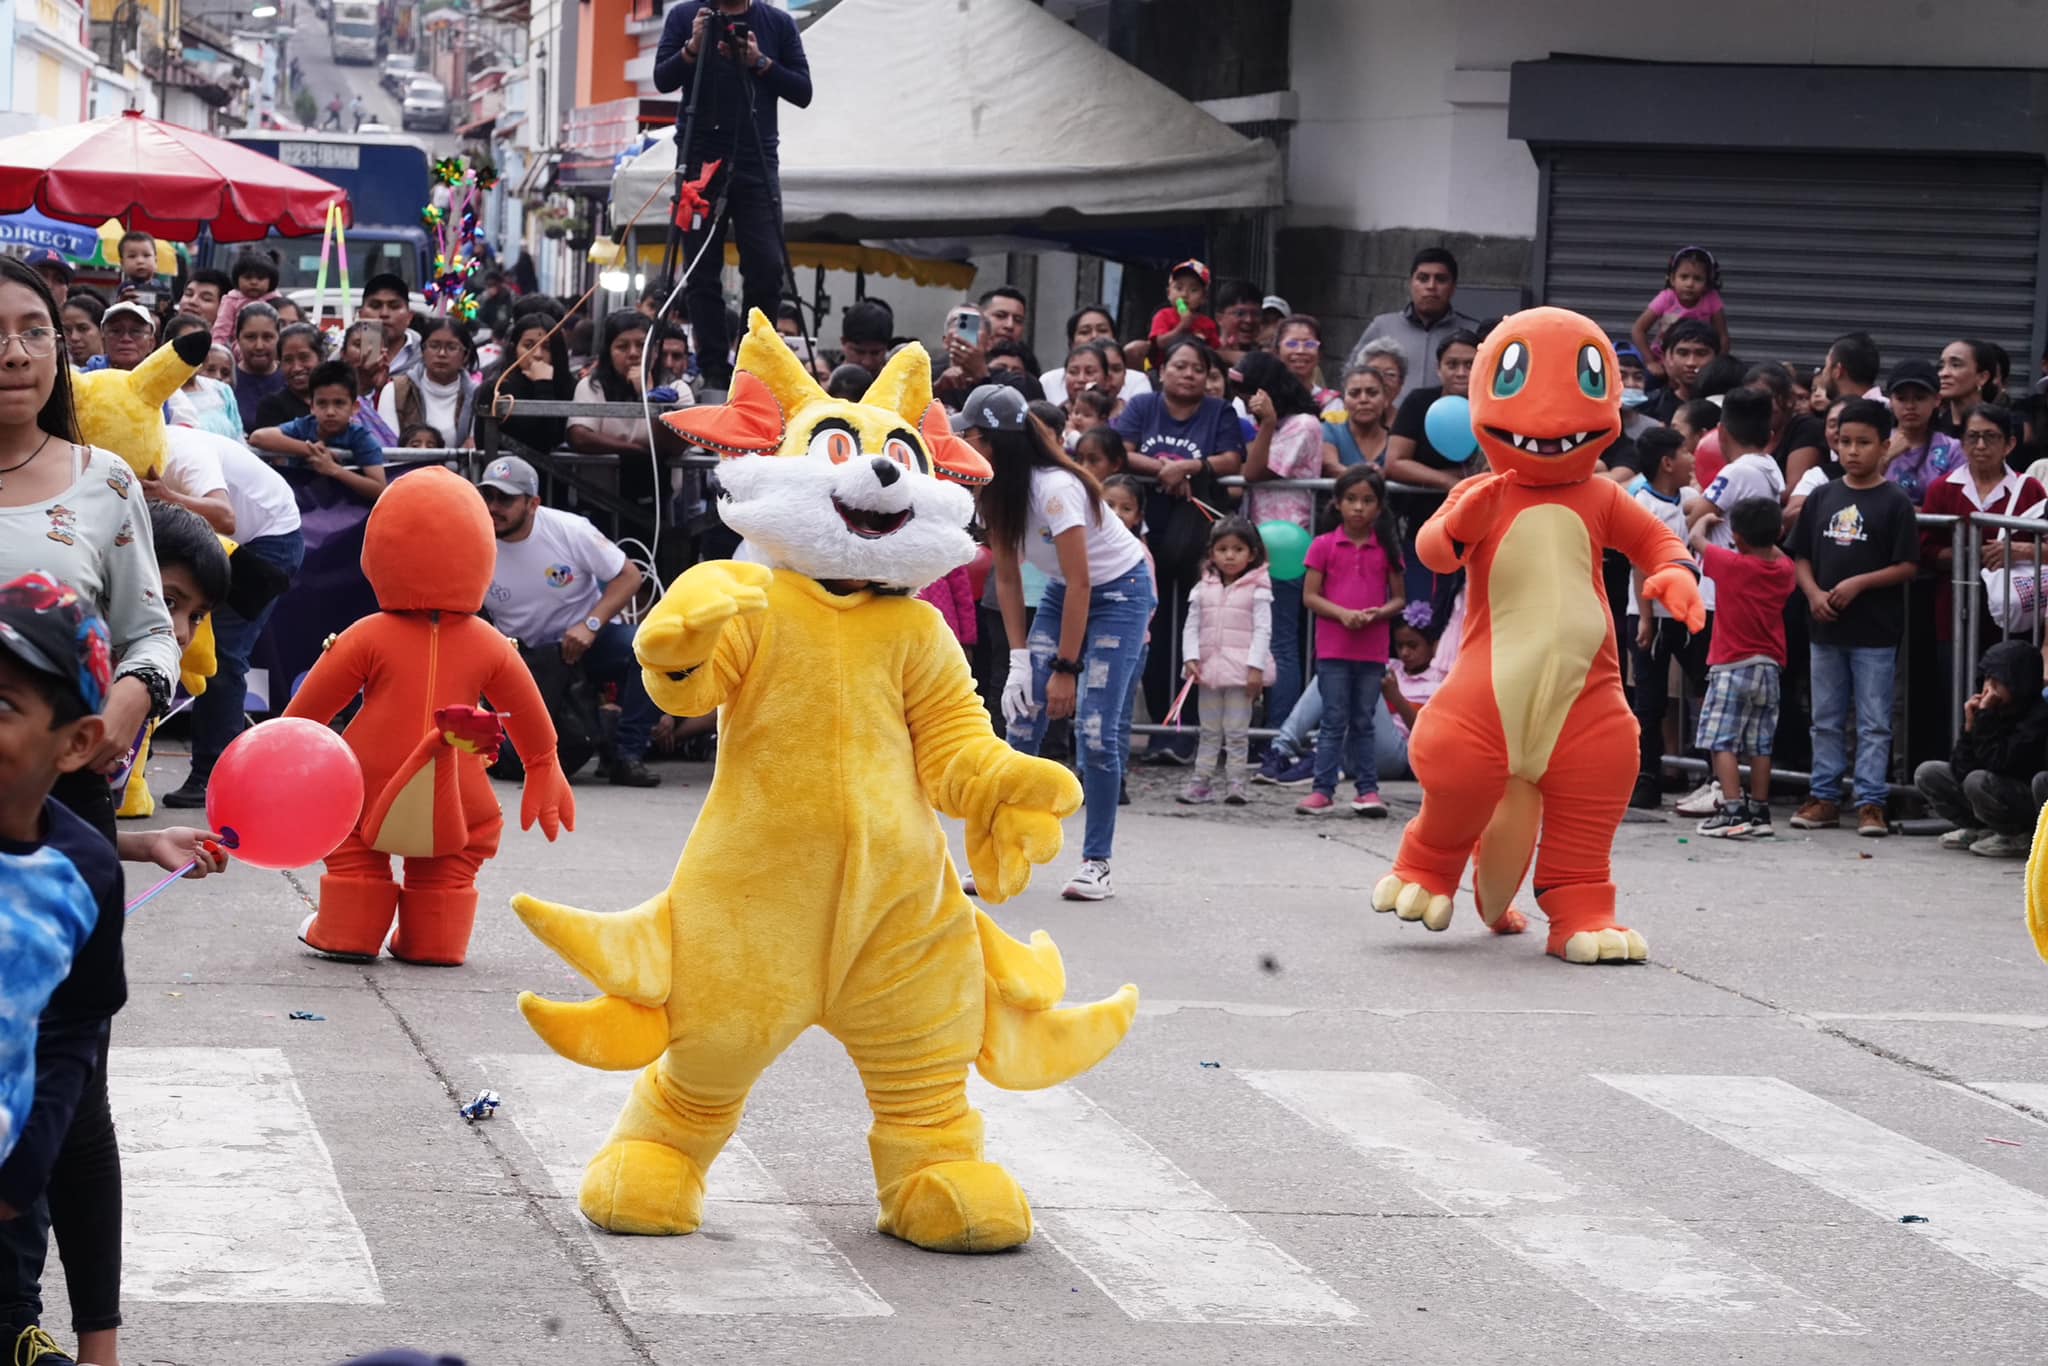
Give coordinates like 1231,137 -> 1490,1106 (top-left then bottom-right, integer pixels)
1038,305 -> 1151,405
963,383 -> 1153,903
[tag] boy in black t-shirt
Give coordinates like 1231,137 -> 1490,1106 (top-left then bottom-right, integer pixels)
1788,400 -> 1920,837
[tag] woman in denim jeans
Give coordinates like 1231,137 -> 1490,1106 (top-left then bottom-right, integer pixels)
963,384 -> 1154,901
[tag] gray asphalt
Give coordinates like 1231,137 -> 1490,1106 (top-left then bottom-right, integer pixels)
66,747 -> 2048,1366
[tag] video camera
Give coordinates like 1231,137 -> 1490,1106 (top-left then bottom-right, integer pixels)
715,11 -> 750,58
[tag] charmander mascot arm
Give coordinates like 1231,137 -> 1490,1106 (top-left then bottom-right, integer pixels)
1595,477 -> 1707,630
903,614 -> 1081,903
480,635 -> 576,839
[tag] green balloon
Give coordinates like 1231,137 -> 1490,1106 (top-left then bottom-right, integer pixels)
1259,520 -> 1311,582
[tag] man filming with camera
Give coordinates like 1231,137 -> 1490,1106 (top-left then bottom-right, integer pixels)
654,0 -> 813,387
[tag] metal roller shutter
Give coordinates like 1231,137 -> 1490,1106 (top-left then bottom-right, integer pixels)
1537,150 -> 2042,375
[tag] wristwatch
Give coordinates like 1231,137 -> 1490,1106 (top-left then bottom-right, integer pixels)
1049,656 -> 1083,676
583,615 -> 604,633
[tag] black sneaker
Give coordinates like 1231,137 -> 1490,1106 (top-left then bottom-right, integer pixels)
1744,797 -> 1774,837
1696,798 -> 1753,839
1628,775 -> 1662,811
162,778 -> 209,809
1118,778 -> 1130,806
607,759 -> 662,788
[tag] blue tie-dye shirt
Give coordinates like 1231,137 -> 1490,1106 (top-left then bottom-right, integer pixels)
0,802 -> 106,1166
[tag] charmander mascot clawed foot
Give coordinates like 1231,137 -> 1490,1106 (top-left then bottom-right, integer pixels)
282,467 -> 574,965
514,312 -> 1138,1253
1373,308 -> 1703,963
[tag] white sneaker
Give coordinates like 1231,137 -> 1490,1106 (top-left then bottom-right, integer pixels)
1940,826 -> 1988,850
1673,780 -> 1721,817
1061,859 -> 1113,901
958,867 -> 978,897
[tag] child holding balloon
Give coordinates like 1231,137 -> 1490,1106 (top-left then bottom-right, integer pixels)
1297,465 -> 1406,816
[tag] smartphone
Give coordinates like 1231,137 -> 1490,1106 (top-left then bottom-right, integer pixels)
951,310 -> 982,347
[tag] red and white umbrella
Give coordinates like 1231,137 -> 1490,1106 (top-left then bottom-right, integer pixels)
0,109 -> 349,242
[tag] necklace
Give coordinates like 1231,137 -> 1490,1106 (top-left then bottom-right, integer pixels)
0,432 -> 53,490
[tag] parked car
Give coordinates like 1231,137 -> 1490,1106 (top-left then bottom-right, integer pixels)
400,76 -> 449,133
380,54 -> 417,95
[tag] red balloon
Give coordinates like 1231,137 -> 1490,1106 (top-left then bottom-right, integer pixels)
206,719 -> 364,871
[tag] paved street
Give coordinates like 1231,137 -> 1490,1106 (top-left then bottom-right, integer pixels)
284,5 -> 455,155
79,750 -> 2048,1366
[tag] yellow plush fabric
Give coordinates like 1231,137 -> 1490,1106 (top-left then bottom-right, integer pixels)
73,333 -> 207,479
515,564 -> 1138,1252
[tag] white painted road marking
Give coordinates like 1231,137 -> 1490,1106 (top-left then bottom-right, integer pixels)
110,1048 -> 382,1304
1601,1074 -> 2048,1301
481,1054 -> 890,1317
1973,1081 -> 2048,1116
1244,1070 -> 1858,1335
970,1077 -> 1360,1326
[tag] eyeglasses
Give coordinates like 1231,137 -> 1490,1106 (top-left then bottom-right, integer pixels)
1961,430 -> 2007,447
1279,338 -> 1321,353
425,341 -> 465,355
0,327 -> 61,357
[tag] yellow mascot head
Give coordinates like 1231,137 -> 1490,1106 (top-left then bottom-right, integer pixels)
72,329 -> 212,479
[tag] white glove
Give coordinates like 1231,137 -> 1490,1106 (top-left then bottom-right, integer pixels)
1001,647 -> 1037,725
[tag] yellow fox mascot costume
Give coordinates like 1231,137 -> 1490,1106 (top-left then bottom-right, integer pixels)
514,312 -> 1139,1253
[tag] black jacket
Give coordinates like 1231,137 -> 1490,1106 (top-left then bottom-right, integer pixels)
1951,640 -> 2048,781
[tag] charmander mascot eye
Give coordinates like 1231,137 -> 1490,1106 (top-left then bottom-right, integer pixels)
1370,306 -> 1705,963
509,309 -> 1139,1253
282,466 -> 575,965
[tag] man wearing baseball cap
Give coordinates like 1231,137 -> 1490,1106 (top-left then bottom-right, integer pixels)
476,456 -> 661,787
22,250 -> 71,307
97,300 -> 157,373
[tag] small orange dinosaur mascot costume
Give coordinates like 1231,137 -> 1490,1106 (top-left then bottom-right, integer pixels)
284,466 -> 575,964
1371,307 -> 1705,963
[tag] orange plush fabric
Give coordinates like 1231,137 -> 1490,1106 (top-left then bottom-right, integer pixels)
1371,308 -> 1704,963
283,467 -> 574,964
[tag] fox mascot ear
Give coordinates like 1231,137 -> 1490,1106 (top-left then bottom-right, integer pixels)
661,372 -> 786,456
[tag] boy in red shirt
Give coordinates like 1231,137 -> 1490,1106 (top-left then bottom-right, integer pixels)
1687,496 -> 1797,837
1147,259 -> 1221,350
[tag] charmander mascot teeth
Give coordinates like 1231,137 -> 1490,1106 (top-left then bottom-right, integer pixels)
511,309 -> 1138,1254
1370,307 -> 1705,963
282,466 -> 574,965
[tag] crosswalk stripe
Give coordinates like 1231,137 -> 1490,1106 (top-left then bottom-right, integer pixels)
110,1048 -> 382,1304
480,1055 -> 891,1317
1243,1070 -> 1859,1335
970,1078 -> 1361,1326
1600,1074 -> 2048,1301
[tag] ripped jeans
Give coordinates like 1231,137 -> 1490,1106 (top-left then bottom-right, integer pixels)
1005,566 -> 1156,862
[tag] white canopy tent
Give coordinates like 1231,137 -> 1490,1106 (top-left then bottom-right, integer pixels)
609,0 -> 1282,237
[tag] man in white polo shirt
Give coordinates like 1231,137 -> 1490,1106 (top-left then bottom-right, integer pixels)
155,425 -> 306,808
478,455 -> 661,788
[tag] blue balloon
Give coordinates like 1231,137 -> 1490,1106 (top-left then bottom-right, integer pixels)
1424,394 -> 1479,462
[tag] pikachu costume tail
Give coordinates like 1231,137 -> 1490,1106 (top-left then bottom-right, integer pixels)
2027,801 -> 2048,964
972,909 -> 1138,1090
512,891 -> 675,1071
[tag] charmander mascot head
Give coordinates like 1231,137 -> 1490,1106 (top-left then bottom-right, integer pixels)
362,466 -> 495,613
661,309 -> 992,592
72,330 -> 212,479
1469,306 -> 1620,487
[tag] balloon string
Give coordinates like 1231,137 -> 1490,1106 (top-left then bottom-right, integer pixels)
1162,675 -> 1196,730
1189,496 -> 1225,523
126,859 -> 196,916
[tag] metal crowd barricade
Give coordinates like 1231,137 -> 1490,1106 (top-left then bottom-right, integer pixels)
1958,504 -> 2048,673
471,397 -> 718,552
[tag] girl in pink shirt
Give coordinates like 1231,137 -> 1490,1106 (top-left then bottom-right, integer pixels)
1298,465 -> 1405,816
1631,246 -> 1731,377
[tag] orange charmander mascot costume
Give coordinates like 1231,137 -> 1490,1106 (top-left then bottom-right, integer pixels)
284,466 -> 574,964
1371,307 -> 1705,963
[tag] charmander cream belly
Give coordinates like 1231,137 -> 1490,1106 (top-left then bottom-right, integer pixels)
1488,503 -> 1606,779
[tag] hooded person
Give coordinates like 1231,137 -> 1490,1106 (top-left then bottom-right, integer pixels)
281,466 -> 575,965
509,310 -> 1138,1255
1920,640 -> 2048,861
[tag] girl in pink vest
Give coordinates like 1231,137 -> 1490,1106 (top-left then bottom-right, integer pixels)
1177,516 -> 1274,805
